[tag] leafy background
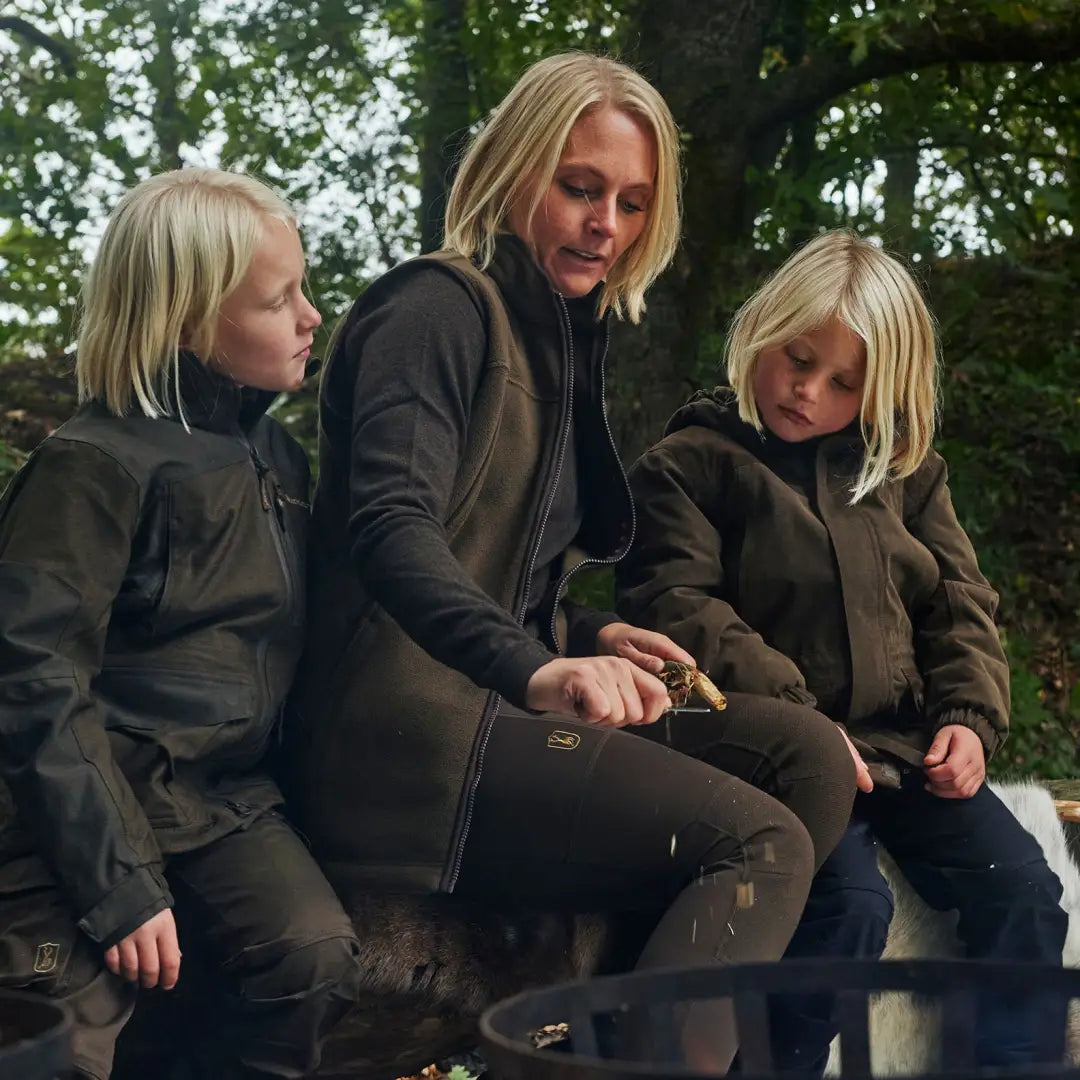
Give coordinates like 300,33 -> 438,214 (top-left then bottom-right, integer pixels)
1,0 -> 1077,776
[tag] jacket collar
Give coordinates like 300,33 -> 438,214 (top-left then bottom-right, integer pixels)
483,233 -> 605,330
162,351 -> 281,435
666,386 -> 864,469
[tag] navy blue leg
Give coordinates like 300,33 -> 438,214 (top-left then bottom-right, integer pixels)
865,783 -> 1068,1067
766,819 -> 893,1077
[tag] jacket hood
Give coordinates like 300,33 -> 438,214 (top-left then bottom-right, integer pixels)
663,385 -> 866,471
664,386 -> 752,443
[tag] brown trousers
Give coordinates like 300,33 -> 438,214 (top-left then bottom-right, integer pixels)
0,811 -> 360,1080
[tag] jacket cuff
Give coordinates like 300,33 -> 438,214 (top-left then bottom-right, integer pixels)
77,865 -> 173,947
489,640 -> 556,712
779,685 -> 818,709
564,603 -> 621,658
931,708 -> 1003,761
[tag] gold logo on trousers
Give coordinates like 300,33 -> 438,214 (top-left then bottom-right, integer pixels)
547,730 -> 581,750
33,942 -> 60,974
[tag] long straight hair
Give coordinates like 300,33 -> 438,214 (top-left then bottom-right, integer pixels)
725,230 -> 939,502
78,168 -> 295,417
443,52 -> 682,323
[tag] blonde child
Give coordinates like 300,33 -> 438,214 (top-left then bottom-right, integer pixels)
0,168 -> 359,1079
617,229 -> 1067,1073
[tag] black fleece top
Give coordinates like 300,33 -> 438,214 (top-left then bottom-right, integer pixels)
342,244 -> 611,700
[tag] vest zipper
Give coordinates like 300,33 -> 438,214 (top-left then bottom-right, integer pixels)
546,318 -> 637,649
444,290 -> 577,892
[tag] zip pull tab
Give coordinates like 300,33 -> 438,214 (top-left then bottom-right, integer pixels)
249,447 -> 272,512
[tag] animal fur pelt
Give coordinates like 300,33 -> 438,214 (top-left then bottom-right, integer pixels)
824,780 -> 1080,1075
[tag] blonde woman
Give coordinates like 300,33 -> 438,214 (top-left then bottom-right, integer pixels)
0,168 -> 359,1080
617,229 -> 1067,1073
293,53 -> 856,1071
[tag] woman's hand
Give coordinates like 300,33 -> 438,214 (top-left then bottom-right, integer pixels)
525,655 -> 672,727
595,622 -> 695,676
104,907 -> 181,990
837,727 -> 874,793
923,724 -> 986,799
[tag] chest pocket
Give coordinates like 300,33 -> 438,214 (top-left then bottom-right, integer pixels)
155,462 -> 288,637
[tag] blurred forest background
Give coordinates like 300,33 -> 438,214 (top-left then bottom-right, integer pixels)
1,0 -> 1078,775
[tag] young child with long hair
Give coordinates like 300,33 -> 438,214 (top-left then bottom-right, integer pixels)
617,229 -> 1067,1074
0,168 -> 359,1079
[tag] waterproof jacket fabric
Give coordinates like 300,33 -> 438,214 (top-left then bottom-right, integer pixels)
616,388 -> 1010,767
0,356 -> 310,948
292,236 -> 633,894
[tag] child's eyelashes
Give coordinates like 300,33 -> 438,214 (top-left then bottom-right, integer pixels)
786,349 -> 859,391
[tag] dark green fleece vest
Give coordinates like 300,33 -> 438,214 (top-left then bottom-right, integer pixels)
295,251 -> 572,894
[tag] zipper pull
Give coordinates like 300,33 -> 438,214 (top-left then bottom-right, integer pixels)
249,447 -> 272,512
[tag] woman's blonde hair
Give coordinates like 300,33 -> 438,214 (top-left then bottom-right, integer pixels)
77,168 -> 296,417
725,230 -> 939,502
443,51 -> 681,323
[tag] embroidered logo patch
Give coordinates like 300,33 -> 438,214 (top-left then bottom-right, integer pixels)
33,942 -> 60,974
547,730 -> 581,751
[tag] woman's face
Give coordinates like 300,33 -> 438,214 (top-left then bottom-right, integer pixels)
508,106 -> 657,298
209,217 -> 322,392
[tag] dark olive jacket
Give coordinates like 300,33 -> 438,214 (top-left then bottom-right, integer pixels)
291,238 -> 632,894
0,357 -> 310,948
616,389 -> 1010,766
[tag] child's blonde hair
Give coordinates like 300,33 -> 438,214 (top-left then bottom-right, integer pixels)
77,168 -> 296,418
443,51 -> 682,323
725,230 -> 939,502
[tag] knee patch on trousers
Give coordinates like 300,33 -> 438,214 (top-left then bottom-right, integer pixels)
232,932 -> 361,1005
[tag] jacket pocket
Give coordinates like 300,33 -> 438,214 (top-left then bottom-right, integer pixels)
98,668 -> 258,828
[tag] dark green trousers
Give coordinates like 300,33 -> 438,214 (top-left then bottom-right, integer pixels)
0,810 -> 360,1079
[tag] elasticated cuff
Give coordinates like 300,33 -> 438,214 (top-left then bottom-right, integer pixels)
931,708 -> 1003,762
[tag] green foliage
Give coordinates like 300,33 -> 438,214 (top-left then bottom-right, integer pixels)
0,439 -> 27,493
446,1066 -> 479,1080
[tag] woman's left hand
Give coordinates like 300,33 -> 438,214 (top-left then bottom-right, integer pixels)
595,622 -> 695,675
923,724 -> 986,799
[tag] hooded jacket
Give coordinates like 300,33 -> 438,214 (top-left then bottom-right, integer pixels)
291,236 -> 633,894
0,356 -> 310,947
616,388 -> 1010,767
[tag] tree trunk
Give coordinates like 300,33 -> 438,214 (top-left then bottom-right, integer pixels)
882,146 -> 925,260
611,0 -> 782,459
148,0 -> 185,171
416,0 -> 472,253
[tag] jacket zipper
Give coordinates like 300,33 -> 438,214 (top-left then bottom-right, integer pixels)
546,318 -> 637,649
243,438 -> 300,750
444,290 -> 577,892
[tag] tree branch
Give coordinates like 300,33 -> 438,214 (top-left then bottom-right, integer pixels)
751,9 -> 1080,137
0,16 -> 77,76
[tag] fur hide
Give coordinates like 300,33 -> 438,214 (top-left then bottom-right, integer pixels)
824,780 -> 1080,1076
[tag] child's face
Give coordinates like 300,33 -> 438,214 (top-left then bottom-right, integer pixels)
210,218 -> 321,392
507,105 -> 656,298
752,317 -> 866,442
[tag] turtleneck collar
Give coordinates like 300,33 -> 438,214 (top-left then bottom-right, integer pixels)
155,350 -> 279,435
483,233 -> 605,329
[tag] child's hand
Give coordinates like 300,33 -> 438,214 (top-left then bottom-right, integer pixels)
923,725 -> 986,799
104,908 -> 181,990
595,622 -> 695,675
